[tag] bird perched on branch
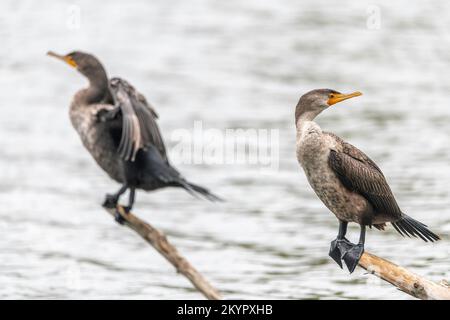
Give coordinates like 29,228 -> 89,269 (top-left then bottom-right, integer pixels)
48,50 -> 220,223
295,89 -> 440,273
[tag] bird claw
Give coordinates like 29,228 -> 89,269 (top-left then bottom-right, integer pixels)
102,193 -> 130,225
342,243 -> 364,274
114,209 -> 126,225
329,238 -> 364,273
329,237 -> 351,269
122,206 -> 132,214
329,239 -> 343,268
102,194 -> 118,209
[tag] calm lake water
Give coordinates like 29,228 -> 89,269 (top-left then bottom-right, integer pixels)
0,0 -> 448,299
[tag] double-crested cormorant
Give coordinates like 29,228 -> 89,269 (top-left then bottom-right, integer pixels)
295,89 -> 440,273
48,50 -> 220,222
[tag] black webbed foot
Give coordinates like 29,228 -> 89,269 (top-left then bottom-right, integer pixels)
329,238 -> 351,269
114,209 -> 126,225
122,206 -> 132,214
341,243 -> 364,273
102,194 -> 118,208
116,205 -> 132,225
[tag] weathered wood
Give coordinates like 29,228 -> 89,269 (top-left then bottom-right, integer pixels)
103,204 -> 447,300
359,251 -> 450,300
104,205 -> 222,300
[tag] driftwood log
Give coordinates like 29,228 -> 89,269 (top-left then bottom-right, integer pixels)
358,251 -> 450,300
104,205 -> 222,300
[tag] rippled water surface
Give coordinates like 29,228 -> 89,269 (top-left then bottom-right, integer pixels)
0,0 -> 449,299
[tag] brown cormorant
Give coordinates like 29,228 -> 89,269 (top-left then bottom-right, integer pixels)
295,89 -> 440,273
48,50 -> 220,223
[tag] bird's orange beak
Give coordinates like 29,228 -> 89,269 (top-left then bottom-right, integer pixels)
327,91 -> 362,106
47,51 -> 78,68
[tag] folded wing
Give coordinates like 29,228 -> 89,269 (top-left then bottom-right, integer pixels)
325,132 -> 402,219
109,77 -> 167,162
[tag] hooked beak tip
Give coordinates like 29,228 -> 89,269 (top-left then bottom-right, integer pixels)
328,91 -> 362,106
47,51 -> 60,58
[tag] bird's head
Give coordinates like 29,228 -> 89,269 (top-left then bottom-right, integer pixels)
295,88 -> 362,122
47,50 -> 107,82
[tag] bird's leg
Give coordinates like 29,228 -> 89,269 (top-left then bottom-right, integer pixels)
329,221 -> 349,268
341,225 -> 366,273
103,184 -> 128,208
122,187 -> 135,214
102,185 -> 129,225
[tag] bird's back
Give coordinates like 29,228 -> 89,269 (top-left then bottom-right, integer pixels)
323,131 -> 403,224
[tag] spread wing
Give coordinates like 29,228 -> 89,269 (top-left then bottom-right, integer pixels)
325,132 -> 402,218
109,77 -> 167,162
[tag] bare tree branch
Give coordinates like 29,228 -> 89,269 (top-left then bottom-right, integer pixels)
104,205 -> 222,300
102,205 -> 448,300
359,251 -> 450,300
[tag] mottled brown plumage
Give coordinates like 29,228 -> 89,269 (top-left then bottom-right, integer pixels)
325,132 -> 401,227
295,88 -> 440,272
48,50 -> 220,220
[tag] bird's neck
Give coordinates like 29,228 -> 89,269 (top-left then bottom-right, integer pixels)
78,71 -> 112,105
295,111 -> 318,130
295,111 -> 323,143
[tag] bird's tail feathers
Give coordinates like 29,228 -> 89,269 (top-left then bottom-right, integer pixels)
392,215 -> 440,242
179,181 -> 223,202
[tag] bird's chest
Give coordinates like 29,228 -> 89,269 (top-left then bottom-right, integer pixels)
70,104 -> 113,151
296,122 -> 330,169
69,103 -> 124,182
70,106 -> 99,146
296,126 -> 364,221
296,129 -> 336,190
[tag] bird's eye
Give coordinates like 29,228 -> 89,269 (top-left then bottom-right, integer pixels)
329,94 -> 335,98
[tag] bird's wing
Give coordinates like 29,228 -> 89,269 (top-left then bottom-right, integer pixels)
109,77 -> 168,162
136,91 -> 159,119
325,132 -> 402,218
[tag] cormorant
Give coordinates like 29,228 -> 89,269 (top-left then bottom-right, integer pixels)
295,89 -> 440,273
48,50 -> 220,223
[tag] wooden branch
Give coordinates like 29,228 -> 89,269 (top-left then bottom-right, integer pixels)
358,251 -> 450,300
102,205 -> 447,300
104,205 -> 222,300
